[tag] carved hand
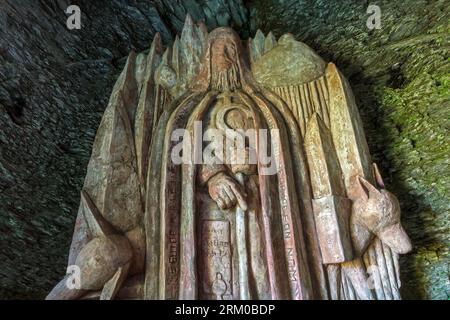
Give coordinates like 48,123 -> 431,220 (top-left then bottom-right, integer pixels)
208,172 -> 247,211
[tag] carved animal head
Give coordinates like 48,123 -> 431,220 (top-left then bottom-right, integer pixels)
352,165 -> 412,254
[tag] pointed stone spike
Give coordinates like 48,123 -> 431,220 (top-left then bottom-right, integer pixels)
184,13 -> 194,29
326,62 -> 373,197
111,51 -> 138,127
149,33 -> 163,57
112,51 -> 137,93
134,39 -> 166,189
182,14 -> 201,53
249,30 -> 265,65
161,47 -> 171,65
143,34 -> 163,84
264,31 -> 277,53
172,35 -> 180,77
255,29 -> 265,38
254,29 -> 265,51
197,20 -> 208,43
126,50 -> 136,66
181,13 -> 196,42
305,113 -> 353,264
80,190 -> 116,238
178,14 -> 203,91
125,51 -> 137,76
134,52 -> 148,87
145,33 -> 163,76
135,38 -> 161,189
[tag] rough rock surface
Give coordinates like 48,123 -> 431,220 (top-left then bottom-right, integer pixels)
250,0 -> 449,299
0,0 -> 448,299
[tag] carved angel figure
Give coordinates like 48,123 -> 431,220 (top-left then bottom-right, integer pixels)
47,16 -> 411,300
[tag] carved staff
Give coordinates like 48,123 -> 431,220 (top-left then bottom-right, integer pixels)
235,171 -> 250,299
216,102 -> 252,300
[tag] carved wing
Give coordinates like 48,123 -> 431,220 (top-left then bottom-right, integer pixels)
249,31 -> 403,299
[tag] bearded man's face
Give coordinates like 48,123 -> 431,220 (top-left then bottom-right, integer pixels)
210,38 -> 240,91
211,39 -> 237,73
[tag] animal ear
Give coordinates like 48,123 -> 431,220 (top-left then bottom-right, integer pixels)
355,175 -> 369,201
358,176 -> 381,199
373,163 -> 385,189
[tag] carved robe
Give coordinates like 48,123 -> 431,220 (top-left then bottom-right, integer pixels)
144,28 -> 321,299
47,16 -> 411,300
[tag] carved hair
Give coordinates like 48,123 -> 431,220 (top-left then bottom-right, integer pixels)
211,61 -> 240,91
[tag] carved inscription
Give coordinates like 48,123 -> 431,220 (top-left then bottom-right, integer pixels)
165,165 -> 180,299
201,220 -> 232,300
277,161 -> 301,299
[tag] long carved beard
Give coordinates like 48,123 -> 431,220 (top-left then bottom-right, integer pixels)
211,62 -> 241,91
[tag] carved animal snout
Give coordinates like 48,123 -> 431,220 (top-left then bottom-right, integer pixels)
352,166 -> 412,255
377,222 -> 412,254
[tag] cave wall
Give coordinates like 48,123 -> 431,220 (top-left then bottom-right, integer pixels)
0,0 -> 448,299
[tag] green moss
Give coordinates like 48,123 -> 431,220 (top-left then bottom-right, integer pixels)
376,68 -> 449,299
379,68 -> 449,208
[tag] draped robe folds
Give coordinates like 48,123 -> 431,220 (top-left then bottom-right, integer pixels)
143,85 -> 328,299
